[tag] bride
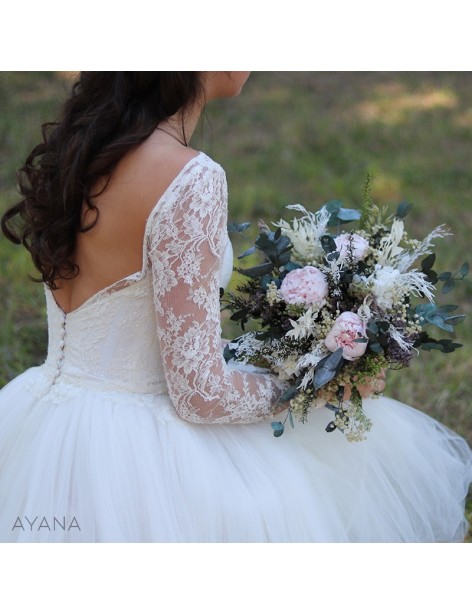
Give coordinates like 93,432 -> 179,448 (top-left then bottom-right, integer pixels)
0,71 -> 471,542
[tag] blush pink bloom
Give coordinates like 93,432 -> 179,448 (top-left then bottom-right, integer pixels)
279,266 -> 328,306
335,233 -> 369,261
324,312 -> 367,360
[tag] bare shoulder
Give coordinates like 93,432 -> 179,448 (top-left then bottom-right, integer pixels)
79,137 -> 203,263
108,137 -> 201,220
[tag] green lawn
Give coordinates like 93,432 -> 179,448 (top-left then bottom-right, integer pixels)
1,72 -> 471,537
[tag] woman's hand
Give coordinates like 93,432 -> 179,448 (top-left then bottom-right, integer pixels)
343,369 -> 386,401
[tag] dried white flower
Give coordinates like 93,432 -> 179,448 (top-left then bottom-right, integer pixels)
368,265 -> 435,311
376,219 -> 406,266
274,204 -> 330,264
286,306 -> 320,340
396,225 -> 451,272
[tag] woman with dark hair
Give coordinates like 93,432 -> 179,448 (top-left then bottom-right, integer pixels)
0,72 -> 471,542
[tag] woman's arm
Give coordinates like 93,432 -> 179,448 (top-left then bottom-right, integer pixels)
148,159 -> 286,424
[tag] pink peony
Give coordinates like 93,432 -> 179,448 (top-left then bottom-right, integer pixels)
335,233 -> 369,261
279,266 -> 328,306
324,312 -> 367,360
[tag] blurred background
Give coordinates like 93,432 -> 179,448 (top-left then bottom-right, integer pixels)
1,72 -> 471,449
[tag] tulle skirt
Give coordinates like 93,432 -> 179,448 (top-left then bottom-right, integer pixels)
0,366 -> 471,542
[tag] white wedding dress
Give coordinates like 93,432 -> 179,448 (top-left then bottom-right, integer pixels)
0,152 -> 471,542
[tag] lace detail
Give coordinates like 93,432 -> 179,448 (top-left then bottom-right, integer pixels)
148,154 -> 286,423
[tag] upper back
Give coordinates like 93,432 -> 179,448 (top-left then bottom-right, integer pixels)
51,133 -> 200,315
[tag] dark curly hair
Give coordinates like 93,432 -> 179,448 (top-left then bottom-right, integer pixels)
1,71 -> 204,289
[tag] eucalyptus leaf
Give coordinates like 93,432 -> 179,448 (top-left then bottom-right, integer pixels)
280,385 -> 299,402
427,315 -> 454,333
313,367 -> 337,390
369,343 -> 383,353
425,270 -> 438,284
396,202 -> 413,219
260,274 -> 273,290
255,233 -> 273,249
438,272 -> 452,281
442,279 -> 456,294
367,321 -> 379,334
223,344 -> 236,363
326,251 -> 340,262
443,315 -> 466,326
324,348 -> 344,370
421,253 -> 436,271
419,337 -> 463,353
440,345 -> 461,353
284,262 -> 303,272
436,304 -> 459,314
325,403 -> 339,413
236,262 -> 274,279
323,200 -> 343,215
459,262 -> 469,278
336,208 -> 362,222
227,222 -> 251,234
421,342 -> 445,351
237,246 -> 256,260
321,235 -> 337,254
271,422 -> 284,437
415,304 -> 436,318
313,349 -> 343,389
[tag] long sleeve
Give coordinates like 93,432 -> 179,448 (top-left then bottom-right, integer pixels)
147,157 -> 285,423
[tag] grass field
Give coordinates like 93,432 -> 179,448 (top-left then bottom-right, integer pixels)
1,72 -> 471,538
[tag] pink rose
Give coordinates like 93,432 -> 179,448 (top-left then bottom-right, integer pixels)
279,266 -> 328,306
335,233 -> 369,261
324,312 -> 367,360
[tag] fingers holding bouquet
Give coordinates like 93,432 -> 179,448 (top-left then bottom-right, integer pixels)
343,369 -> 386,401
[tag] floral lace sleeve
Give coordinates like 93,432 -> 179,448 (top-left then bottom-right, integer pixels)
148,156 -> 285,423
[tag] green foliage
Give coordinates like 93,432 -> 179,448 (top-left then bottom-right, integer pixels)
414,303 -> 465,334
313,349 -> 344,390
235,227 -> 293,279
395,202 -> 414,219
438,262 -> 469,294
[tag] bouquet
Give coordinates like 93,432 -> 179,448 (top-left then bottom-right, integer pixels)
223,179 -> 468,441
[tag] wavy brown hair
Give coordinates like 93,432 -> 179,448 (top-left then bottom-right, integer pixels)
1,71 -> 204,289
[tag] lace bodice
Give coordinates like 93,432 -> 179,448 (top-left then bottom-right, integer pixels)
41,152 -> 285,423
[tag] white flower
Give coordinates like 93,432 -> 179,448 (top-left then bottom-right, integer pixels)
370,265 -> 402,310
273,355 -> 300,381
388,325 -> 415,352
265,281 -> 281,306
274,205 -> 330,264
297,343 -> 328,370
395,225 -> 451,272
376,218 -> 406,266
369,265 -> 435,311
357,297 -> 372,322
286,306 -> 320,340
335,233 -> 370,261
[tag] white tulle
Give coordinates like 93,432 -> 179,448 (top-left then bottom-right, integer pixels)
0,151 -> 471,542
